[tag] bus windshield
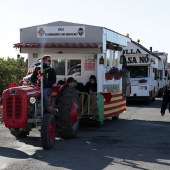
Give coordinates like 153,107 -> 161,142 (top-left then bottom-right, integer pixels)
126,66 -> 148,78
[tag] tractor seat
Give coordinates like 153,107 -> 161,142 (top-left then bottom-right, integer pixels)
49,86 -> 60,97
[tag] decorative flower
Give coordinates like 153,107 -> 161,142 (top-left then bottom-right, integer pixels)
108,67 -> 119,75
118,68 -> 128,77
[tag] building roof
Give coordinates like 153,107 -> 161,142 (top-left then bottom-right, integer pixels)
14,21 -> 130,51
132,40 -> 160,60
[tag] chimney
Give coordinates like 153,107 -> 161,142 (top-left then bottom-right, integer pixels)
150,47 -> 152,52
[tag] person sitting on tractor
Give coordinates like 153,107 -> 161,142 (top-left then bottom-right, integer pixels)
67,77 -> 86,93
29,55 -> 56,113
67,77 -> 86,114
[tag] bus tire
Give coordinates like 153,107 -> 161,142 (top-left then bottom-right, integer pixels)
152,97 -> 155,101
112,115 -> 119,120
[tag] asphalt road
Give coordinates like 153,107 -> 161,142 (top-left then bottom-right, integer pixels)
0,96 -> 170,170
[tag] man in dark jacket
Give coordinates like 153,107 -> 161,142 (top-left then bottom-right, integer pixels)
160,81 -> 170,116
30,55 -> 56,112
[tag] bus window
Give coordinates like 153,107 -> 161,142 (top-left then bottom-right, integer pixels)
126,66 -> 148,78
67,59 -> 81,76
52,59 -> 65,76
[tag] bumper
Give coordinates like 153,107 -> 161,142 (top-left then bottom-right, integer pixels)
126,96 -> 150,101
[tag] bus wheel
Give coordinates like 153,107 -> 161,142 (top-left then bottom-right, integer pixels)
152,97 -> 155,101
112,115 -> 119,120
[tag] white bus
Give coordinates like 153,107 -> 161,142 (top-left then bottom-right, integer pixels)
122,41 -> 168,104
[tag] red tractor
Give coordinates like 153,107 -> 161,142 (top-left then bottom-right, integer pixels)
2,73 -> 80,150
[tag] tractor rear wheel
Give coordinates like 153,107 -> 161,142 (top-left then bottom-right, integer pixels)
56,86 -> 80,139
41,114 -> 56,150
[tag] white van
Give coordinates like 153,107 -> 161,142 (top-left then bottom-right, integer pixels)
122,40 -> 164,103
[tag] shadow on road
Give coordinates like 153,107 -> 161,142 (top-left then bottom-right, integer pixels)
0,116 -> 170,170
127,96 -> 163,109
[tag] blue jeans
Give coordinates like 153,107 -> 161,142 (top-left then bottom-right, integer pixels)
43,88 -> 52,111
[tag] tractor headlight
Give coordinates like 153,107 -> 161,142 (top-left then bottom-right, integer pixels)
29,97 -> 36,104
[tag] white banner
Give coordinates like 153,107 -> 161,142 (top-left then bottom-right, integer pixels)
37,26 -> 85,38
125,54 -> 150,65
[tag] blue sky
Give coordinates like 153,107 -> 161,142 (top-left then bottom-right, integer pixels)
0,0 -> 169,61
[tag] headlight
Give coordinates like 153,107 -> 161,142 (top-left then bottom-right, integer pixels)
29,97 -> 36,104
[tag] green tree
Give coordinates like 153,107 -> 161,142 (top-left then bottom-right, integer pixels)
0,57 -> 27,94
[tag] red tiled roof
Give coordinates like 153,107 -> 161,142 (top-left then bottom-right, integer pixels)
13,43 -> 102,48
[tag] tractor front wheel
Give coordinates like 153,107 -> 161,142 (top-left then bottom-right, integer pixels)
41,114 -> 56,150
